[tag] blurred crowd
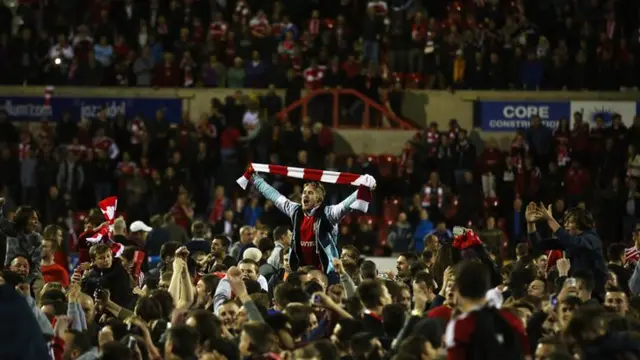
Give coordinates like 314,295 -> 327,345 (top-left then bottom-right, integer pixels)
0,0 -> 638,90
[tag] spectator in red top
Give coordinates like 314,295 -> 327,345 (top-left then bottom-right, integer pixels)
303,58 -> 326,89
565,161 -> 591,207
249,10 -> 270,40
220,125 -> 240,162
153,52 -> 180,87
171,190 -> 194,231
208,185 -> 229,224
478,139 -> 503,200
112,34 -> 130,60
445,261 -> 529,359
314,122 -> 334,152
41,236 -> 69,287
342,54 -> 361,80
308,9 -> 322,39
209,12 -> 228,42
76,212 -> 108,264
44,224 -> 69,274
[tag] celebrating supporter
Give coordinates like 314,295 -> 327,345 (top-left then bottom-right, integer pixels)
2,1 -> 640,360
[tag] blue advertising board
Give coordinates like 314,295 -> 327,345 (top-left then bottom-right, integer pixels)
0,96 -> 183,122
477,101 -> 571,131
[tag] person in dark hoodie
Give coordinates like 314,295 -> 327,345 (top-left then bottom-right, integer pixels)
526,202 -> 607,301
0,272 -> 51,360
81,243 -> 134,308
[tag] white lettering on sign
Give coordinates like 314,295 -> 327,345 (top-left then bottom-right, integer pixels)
80,101 -> 127,119
2,100 -> 53,118
502,105 -> 550,119
488,119 -> 559,129
300,241 -> 315,248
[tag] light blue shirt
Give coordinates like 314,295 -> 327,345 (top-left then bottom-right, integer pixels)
93,44 -> 113,66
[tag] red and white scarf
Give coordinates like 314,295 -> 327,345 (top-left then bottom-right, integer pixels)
86,196 -> 124,257
309,18 -> 320,36
237,163 -> 375,212
422,185 -> 444,208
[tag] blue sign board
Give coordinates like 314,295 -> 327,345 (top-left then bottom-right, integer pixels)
477,101 -> 571,131
0,96 -> 183,122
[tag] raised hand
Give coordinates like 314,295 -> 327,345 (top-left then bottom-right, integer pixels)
556,258 -> 571,277
175,246 -> 190,261
227,266 -> 248,300
311,291 -> 335,308
68,282 -> 81,303
332,258 -> 344,274
525,202 -> 540,223
537,203 -> 554,221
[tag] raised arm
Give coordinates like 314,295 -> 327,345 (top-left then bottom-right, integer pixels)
324,174 -> 377,223
213,278 -> 232,312
252,174 -> 299,218
325,190 -> 358,224
553,228 -> 598,251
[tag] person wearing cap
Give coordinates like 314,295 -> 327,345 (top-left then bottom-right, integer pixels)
129,220 -> 153,274
130,220 -> 152,236
242,248 -> 269,291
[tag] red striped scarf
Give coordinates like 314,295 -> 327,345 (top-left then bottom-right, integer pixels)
309,19 -> 320,36
625,246 -> 639,264
237,163 -> 375,212
422,185 -> 444,208
86,196 -> 124,257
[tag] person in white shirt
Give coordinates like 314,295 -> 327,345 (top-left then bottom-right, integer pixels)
49,34 -> 74,64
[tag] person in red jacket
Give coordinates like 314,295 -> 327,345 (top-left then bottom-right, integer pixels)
565,161 -> 591,207
170,190 -> 194,231
445,261 -> 529,359
76,212 -> 108,264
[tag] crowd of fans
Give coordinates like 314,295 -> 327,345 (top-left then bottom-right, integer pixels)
2,0 -> 640,360
1,0 -> 639,90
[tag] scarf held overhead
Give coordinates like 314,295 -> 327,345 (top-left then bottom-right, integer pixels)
237,163 -> 375,212
86,196 -> 124,257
